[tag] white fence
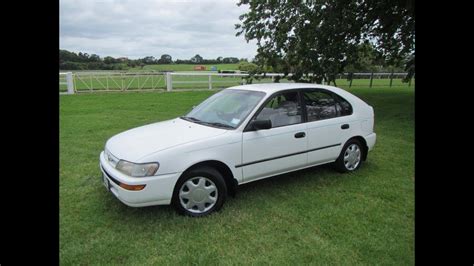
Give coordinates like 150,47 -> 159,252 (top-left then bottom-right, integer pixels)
165,72 -> 413,91
59,71 -> 413,94
73,72 -> 165,92
165,72 -> 294,92
59,72 -> 74,94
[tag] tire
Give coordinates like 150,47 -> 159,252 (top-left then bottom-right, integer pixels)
172,166 -> 227,217
334,139 -> 364,173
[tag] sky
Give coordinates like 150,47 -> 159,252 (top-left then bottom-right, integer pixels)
60,0 -> 258,60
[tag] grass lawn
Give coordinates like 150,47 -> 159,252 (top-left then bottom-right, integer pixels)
60,86 -> 414,265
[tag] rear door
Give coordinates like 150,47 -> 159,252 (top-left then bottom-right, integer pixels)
302,89 -> 354,165
240,90 -> 308,182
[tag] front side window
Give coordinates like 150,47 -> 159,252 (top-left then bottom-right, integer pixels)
183,89 -> 265,129
255,91 -> 302,127
303,90 -> 337,121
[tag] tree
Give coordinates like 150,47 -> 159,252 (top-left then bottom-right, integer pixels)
403,55 -> 415,82
127,60 -> 138,68
59,49 -> 131,70
344,42 -> 379,73
223,57 -> 239,64
77,52 -> 90,63
191,54 -> 203,63
141,56 -> 156,64
158,54 -> 172,64
60,49 -> 80,62
238,61 -> 258,72
236,0 -> 415,83
89,54 -> 101,62
103,56 -> 117,64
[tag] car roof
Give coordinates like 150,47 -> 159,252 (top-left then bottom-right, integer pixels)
226,82 -> 350,97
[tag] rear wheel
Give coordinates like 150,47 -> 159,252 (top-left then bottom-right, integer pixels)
334,139 -> 364,173
172,166 -> 227,217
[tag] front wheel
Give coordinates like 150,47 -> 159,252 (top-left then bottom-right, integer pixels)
334,139 -> 364,173
172,166 -> 227,217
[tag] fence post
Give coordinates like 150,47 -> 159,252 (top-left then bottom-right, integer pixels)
209,74 -> 212,90
369,72 -> 374,88
408,76 -> 412,87
166,72 -> 173,92
349,73 -> 353,88
389,70 -> 394,87
66,72 -> 74,94
138,74 -> 140,90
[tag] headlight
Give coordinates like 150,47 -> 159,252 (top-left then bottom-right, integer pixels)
116,160 -> 159,177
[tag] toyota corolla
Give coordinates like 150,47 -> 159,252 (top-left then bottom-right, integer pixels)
99,83 -> 376,216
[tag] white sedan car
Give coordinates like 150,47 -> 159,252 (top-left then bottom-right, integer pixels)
99,83 -> 376,216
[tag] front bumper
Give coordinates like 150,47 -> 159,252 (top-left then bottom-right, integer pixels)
99,151 -> 181,207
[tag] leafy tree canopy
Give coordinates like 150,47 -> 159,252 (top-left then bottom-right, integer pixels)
191,54 -> 204,63
159,54 -> 173,64
236,0 -> 415,83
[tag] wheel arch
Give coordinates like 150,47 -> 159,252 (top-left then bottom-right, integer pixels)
178,160 -> 238,196
345,136 -> 369,161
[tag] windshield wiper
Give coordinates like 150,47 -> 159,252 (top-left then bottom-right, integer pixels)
180,116 -> 202,123
201,122 -> 234,129
180,116 -> 233,129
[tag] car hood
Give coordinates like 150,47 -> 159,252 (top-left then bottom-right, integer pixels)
106,118 -> 227,162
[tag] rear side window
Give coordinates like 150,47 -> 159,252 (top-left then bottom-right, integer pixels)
303,89 -> 353,121
333,94 -> 353,116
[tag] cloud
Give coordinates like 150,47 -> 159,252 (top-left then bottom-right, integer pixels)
60,0 -> 258,60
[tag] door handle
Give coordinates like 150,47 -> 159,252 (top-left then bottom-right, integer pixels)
294,132 -> 306,138
341,124 -> 350,129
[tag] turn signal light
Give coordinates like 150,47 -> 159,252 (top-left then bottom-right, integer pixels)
119,183 -> 146,191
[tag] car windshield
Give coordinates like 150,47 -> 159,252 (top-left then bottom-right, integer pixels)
181,89 -> 265,129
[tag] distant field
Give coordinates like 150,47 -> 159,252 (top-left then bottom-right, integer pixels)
128,63 -> 241,72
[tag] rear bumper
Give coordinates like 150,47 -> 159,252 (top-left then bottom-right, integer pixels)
365,133 -> 376,151
99,151 -> 181,207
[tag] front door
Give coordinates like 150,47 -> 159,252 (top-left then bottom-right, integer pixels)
241,90 -> 308,182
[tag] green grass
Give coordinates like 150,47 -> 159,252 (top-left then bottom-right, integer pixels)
60,86 -> 414,265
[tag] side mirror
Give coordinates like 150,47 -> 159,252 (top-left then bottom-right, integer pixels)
249,119 -> 272,131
